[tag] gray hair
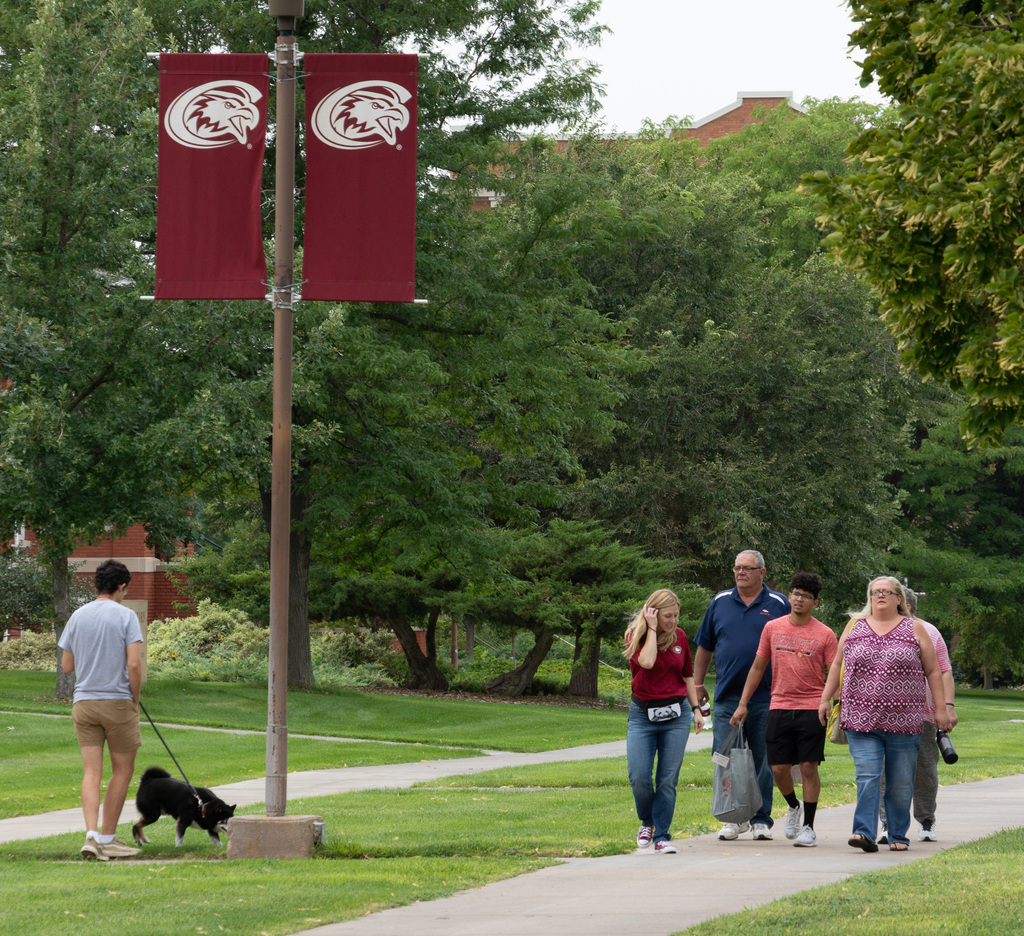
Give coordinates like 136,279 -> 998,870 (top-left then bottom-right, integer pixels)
735,550 -> 765,569
850,575 -> 910,619
904,588 -> 918,615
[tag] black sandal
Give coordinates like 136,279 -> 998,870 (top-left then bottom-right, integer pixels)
848,834 -> 879,853
889,842 -> 909,852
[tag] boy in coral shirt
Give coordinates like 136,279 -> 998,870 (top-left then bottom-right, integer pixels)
730,572 -> 837,847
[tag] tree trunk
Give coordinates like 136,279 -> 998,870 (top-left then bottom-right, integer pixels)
569,630 -> 601,698
465,619 -> 475,661
390,617 -> 449,690
51,556 -> 75,700
983,665 -> 993,691
486,628 -> 554,696
450,613 -> 459,670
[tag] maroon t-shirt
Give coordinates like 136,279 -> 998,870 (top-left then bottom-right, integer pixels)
629,628 -> 694,701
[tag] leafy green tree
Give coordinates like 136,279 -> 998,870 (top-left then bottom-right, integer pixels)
477,520 -> 679,698
0,1 -> 268,695
807,1 -> 1024,444
893,399 -> 1024,688
176,515 -> 271,626
119,1 -> 625,689
0,550 -> 91,635
704,97 -> 893,266
566,126 -> 916,601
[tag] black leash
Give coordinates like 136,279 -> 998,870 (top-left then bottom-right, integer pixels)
139,701 -> 206,812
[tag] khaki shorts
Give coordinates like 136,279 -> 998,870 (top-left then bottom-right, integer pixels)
72,699 -> 142,752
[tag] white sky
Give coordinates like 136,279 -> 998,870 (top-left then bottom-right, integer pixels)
582,0 -> 888,132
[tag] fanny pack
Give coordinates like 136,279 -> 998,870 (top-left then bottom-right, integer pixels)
633,695 -> 685,723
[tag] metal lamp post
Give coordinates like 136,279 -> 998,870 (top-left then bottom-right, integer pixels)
265,0 -> 303,818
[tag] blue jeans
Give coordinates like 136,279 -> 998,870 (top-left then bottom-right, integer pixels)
847,729 -> 921,845
713,696 -> 774,827
626,703 -> 692,843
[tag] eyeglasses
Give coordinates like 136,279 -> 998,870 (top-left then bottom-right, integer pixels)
789,591 -> 815,602
733,566 -> 763,574
870,588 -> 899,598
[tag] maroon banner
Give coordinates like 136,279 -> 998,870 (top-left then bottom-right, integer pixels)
155,54 -> 269,299
303,54 -> 417,302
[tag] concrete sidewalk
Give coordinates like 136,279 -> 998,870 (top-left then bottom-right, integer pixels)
293,773 -> 1024,936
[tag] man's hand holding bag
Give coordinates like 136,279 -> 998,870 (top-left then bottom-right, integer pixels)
711,723 -> 761,824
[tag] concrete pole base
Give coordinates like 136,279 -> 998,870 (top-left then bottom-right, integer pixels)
226,815 -> 324,859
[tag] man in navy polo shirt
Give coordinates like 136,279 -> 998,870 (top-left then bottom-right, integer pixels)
694,549 -> 790,841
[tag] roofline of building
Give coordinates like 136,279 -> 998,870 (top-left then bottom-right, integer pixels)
688,91 -> 804,129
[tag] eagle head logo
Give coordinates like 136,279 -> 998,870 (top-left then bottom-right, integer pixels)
164,81 -> 264,149
311,80 -> 412,151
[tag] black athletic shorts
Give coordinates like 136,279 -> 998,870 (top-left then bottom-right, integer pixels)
766,708 -> 826,765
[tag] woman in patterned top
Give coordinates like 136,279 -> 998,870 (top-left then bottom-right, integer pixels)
818,576 -> 952,852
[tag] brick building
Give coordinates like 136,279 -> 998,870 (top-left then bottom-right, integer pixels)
471,91 -> 803,209
681,91 -> 803,145
7,526 -> 193,640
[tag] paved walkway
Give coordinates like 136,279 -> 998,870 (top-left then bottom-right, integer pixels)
4,717 -> 1023,936
289,772 -> 1024,936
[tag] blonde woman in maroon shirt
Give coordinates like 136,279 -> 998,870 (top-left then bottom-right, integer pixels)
624,589 -> 705,854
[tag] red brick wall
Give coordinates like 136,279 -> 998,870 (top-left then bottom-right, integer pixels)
682,96 -> 800,146
19,526 -> 194,623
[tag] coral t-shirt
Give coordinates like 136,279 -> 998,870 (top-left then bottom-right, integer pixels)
756,615 -> 838,710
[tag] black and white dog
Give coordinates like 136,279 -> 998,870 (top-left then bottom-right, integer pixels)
133,766 -> 236,847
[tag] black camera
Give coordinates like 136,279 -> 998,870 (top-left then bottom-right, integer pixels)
936,730 -> 958,764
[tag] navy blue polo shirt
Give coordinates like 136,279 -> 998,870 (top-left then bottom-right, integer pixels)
694,585 -> 791,703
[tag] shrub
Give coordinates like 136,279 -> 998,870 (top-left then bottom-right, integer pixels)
311,624 -> 406,682
0,630 -> 57,670
147,599 -> 265,664
444,648 -> 510,691
316,662 -> 398,690
147,657 -> 269,684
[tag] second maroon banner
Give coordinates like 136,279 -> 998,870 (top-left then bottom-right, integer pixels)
302,54 -> 418,303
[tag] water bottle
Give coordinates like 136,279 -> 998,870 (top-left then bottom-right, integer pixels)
935,730 -> 958,764
699,700 -> 711,732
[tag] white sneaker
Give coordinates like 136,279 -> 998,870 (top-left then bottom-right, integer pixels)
752,823 -> 773,840
80,838 -> 108,861
794,825 -> 817,847
636,825 -> 654,848
654,840 -> 677,853
718,821 -> 750,840
101,838 -> 141,858
784,804 -> 803,839
918,821 -> 937,842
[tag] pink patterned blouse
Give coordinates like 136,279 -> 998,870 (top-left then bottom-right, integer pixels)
840,616 -> 926,735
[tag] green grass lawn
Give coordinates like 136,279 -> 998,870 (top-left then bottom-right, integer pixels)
1,670 -> 626,749
0,856 -> 555,936
0,710 -> 479,820
2,674 -> 1022,936
673,828 -> 1024,936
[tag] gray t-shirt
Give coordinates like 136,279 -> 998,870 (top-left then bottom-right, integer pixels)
58,599 -> 144,703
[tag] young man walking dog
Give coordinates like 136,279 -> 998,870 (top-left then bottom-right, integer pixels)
730,572 -> 837,847
59,559 -> 144,860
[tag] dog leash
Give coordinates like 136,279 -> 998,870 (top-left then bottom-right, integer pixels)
138,701 -> 207,813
